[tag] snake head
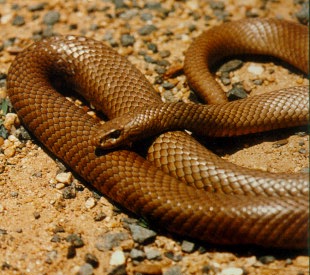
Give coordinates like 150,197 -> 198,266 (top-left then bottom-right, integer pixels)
94,114 -> 140,149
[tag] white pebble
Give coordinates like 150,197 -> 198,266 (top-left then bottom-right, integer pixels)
55,172 -> 72,184
85,197 -> 96,209
109,250 -> 126,266
220,267 -> 244,275
247,64 -> 264,75
4,114 -> 18,131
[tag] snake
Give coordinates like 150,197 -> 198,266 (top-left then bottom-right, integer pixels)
7,18 -> 309,249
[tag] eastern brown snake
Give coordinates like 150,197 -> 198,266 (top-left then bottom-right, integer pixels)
7,18 -> 309,249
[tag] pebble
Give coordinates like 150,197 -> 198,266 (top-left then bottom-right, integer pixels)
220,267 -> 244,275
164,251 -> 182,262
141,13 -> 153,21
272,139 -> 288,148
110,250 -> 126,266
43,11 -> 60,25
247,64 -> 264,75
67,245 -> 76,259
55,172 -> 72,184
130,248 -> 145,261
94,211 -> 107,221
120,34 -> 135,47
162,82 -> 175,90
85,253 -> 99,268
128,224 -> 157,244
12,15 -> 25,26
77,263 -> 94,275
159,50 -> 171,58
147,42 -> 158,53
138,24 -> 157,35
181,240 -> 196,253
28,3 -> 46,12
163,265 -> 182,275
227,84 -> 248,101
51,234 -> 61,243
144,247 -> 162,260
66,233 -> 84,248
45,250 -> 57,264
33,211 -> 41,219
3,113 -> 18,132
3,146 -> 15,157
258,255 -> 275,264
219,59 -> 243,73
95,232 -> 130,251
62,186 -> 76,199
85,197 -> 96,209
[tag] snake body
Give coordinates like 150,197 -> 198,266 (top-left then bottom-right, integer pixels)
7,18 -> 309,248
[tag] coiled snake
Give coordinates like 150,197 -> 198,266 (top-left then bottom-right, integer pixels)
7,18 -> 309,249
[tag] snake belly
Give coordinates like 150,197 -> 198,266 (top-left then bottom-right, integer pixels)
7,18 -> 309,249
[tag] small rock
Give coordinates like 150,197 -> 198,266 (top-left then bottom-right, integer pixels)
227,84 -> 248,101
62,186 -> 76,199
85,197 -> 96,209
162,82 -> 175,90
219,59 -> 243,73
28,3 -> 46,11
163,265 -> 182,275
141,13 -> 153,21
67,245 -> 76,259
66,233 -> 84,248
95,232 -> 130,251
85,253 -> 99,268
138,24 -> 157,35
45,250 -> 57,264
77,263 -> 94,275
159,50 -> 171,58
51,234 -> 61,243
181,240 -> 195,253
4,147 -> 15,157
147,42 -> 158,53
272,139 -> 288,148
114,0 -> 127,9
164,251 -> 182,262
94,211 -> 106,221
120,34 -> 135,47
110,250 -> 126,266
3,113 -> 18,131
33,211 -> 41,219
12,15 -> 25,26
130,248 -> 145,261
145,2 -> 162,9
220,267 -> 244,275
128,224 -> 157,244
247,64 -> 264,75
258,255 -> 275,264
55,172 -> 72,184
144,247 -> 162,260
43,11 -> 60,25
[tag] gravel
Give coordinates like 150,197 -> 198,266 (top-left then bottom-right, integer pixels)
128,224 -> 157,244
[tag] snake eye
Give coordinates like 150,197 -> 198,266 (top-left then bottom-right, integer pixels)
108,129 -> 122,140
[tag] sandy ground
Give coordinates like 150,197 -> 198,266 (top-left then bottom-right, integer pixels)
0,0 -> 309,275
